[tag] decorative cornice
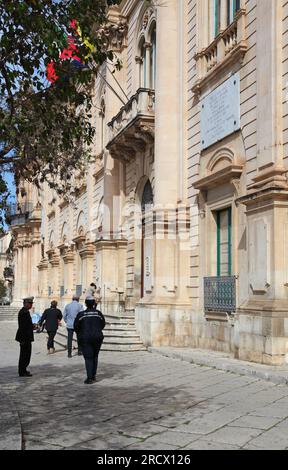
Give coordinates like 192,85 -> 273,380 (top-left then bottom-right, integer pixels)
193,165 -> 243,191
38,258 -> 49,271
63,249 -> 75,264
96,7 -> 128,53
49,255 -> 60,267
59,199 -> 69,210
47,209 -> 55,219
79,242 -> 95,259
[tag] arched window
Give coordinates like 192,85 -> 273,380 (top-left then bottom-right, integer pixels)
139,38 -> 146,87
141,180 -> 153,213
135,7 -> 157,90
99,97 -> 105,151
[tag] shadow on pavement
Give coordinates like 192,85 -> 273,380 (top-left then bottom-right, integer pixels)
0,358 -> 213,450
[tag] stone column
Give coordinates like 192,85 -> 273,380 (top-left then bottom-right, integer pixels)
50,254 -> 60,299
154,0 -> 178,205
17,243 -> 24,302
236,0 -> 288,365
94,239 -> 127,314
135,56 -> 142,89
144,42 -> 152,88
79,243 -> 95,294
256,0 -> 283,172
63,249 -> 75,299
37,258 -> 48,310
12,246 -> 22,306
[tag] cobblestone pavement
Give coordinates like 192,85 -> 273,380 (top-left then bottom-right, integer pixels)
2,322 -> 288,450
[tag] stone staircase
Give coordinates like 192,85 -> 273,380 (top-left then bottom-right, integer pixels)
55,311 -> 146,352
0,306 -> 19,321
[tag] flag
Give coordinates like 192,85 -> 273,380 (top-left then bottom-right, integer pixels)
46,20 -> 94,83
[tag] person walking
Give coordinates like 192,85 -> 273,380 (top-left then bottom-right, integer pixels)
86,283 -> 102,304
74,295 -> 105,384
39,300 -> 62,354
15,296 -> 34,377
63,295 -> 84,358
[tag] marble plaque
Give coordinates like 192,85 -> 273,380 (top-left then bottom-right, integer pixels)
200,74 -> 240,150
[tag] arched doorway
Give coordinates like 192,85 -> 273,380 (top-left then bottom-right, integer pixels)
141,180 -> 153,298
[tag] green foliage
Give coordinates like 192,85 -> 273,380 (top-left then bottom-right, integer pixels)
0,0 -> 120,194
0,177 -> 9,234
0,280 -> 7,300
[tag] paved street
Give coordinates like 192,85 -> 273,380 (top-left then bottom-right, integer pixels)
2,322 -> 288,450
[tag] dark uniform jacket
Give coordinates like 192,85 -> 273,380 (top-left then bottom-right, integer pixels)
74,308 -> 105,344
15,307 -> 34,343
39,308 -> 62,331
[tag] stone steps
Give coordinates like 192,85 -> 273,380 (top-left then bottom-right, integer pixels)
54,313 -> 146,352
0,307 -> 19,321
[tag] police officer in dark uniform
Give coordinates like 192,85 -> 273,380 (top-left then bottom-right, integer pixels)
74,295 -> 105,384
15,296 -> 34,377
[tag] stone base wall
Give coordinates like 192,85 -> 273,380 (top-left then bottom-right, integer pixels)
238,312 -> 288,366
135,305 -> 236,354
136,305 -> 288,366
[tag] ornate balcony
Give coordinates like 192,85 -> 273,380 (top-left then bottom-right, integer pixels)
193,9 -> 247,96
7,201 -> 41,227
107,87 -> 155,162
204,276 -> 236,314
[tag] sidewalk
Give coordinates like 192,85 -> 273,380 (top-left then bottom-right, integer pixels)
2,322 -> 288,450
0,390 -> 22,450
149,347 -> 288,386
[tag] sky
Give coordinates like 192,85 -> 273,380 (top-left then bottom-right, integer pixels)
3,171 -> 16,201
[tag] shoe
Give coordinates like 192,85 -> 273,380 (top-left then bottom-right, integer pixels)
92,376 -> 96,382
84,378 -> 93,384
68,353 -> 72,358
77,352 -> 83,356
19,371 -> 32,377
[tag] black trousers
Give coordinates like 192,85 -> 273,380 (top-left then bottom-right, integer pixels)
82,337 -> 103,380
47,330 -> 56,349
67,328 -> 82,355
18,342 -> 32,375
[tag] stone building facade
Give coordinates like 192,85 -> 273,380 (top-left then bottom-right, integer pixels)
0,231 -> 13,303
10,0 -> 288,365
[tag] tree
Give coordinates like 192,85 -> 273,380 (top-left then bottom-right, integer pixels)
0,279 -> 7,302
0,176 -> 9,233
0,0 -> 120,203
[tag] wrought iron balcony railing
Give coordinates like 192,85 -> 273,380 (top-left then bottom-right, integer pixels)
7,202 -> 35,226
204,276 -> 236,314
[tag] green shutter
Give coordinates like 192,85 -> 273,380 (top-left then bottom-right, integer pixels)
216,208 -> 232,277
227,0 -> 231,25
215,0 -> 220,37
234,0 -> 240,17
228,207 -> 232,276
217,211 -> 221,276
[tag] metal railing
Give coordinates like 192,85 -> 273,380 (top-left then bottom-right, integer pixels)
7,201 -> 34,226
204,276 -> 236,313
